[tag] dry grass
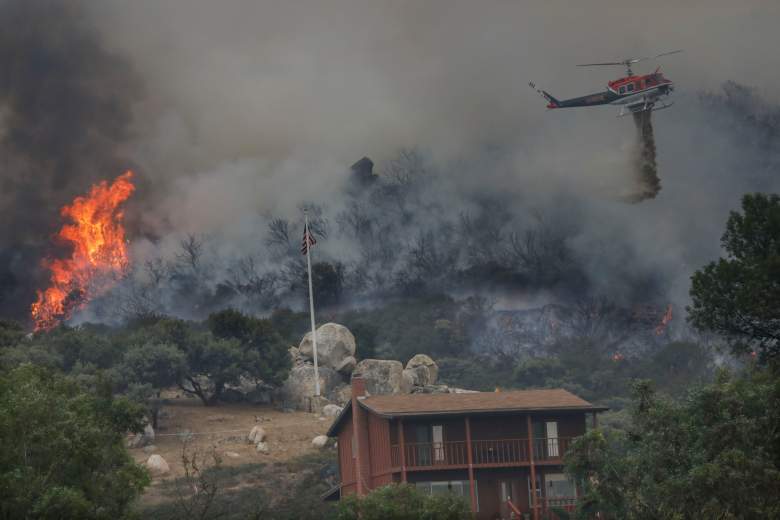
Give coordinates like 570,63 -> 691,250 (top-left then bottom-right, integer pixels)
130,394 -> 334,508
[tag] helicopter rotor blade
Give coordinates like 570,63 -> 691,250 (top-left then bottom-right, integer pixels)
577,50 -> 683,68
576,62 -> 625,67
653,49 -> 683,59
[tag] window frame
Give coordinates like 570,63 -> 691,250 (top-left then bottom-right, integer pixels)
544,472 -> 577,499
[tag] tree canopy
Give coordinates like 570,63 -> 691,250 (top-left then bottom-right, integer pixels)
689,193 -> 780,363
0,365 -> 149,519
114,310 -> 291,406
565,372 -> 780,519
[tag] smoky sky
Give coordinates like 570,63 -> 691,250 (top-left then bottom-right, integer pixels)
2,0 -> 780,324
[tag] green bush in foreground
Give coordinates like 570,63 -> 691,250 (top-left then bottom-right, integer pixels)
0,364 -> 149,519
332,483 -> 472,520
565,370 -> 780,519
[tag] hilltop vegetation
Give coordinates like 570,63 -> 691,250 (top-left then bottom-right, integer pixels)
0,194 -> 779,519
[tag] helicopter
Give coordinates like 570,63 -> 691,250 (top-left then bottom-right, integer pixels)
530,50 -> 682,117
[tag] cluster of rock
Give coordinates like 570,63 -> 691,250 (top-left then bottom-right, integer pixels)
278,323 -> 357,412
278,322 -> 471,413
247,425 -> 269,454
145,454 -> 170,475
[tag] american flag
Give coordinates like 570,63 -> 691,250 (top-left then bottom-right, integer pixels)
301,222 -> 317,255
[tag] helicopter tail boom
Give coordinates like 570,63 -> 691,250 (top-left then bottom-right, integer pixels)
541,90 -> 561,108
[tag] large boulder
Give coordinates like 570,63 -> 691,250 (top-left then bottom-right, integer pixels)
312,435 -> 329,449
354,359 -> 409,395
247,425 -> 266,444
403,366 -> 431,387
405,354 -> 439,384
335,356 -> 357,375
278,364 -> 343,411
299,323 -> 357,372
145,454 -> 170,475
322,404 -> 343,417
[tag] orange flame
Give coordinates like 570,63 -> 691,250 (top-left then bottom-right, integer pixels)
654,304 -> 673,336
31,171 -> 135,331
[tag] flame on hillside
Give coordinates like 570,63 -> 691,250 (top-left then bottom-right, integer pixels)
31,171 -> 135,330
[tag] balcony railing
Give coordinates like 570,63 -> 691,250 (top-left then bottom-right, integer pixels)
390,437 -> 572,469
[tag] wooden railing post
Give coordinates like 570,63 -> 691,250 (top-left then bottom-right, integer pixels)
527,415 -> 539,520
398,419 -> 407,483
465,416 -> 477,514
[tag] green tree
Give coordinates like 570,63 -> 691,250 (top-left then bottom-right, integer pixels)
120,342 -> 187,427
565,373 -> 780,519
208,309 -> 291,387
176,332 -> 245,406
269,308 -> 309,344
0,365 -> 149,519
689,193 -> 780,363
332,484 -> 472,520
116,312 -> 290,406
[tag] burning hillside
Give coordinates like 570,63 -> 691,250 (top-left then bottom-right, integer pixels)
31,171 -> 135,330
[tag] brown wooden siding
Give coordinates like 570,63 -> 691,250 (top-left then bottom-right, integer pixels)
368,414 -> 392,481
337,409 -> 355,489
335,406 -> 589,514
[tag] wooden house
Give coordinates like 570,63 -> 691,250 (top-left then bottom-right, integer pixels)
325,376 -> 607,520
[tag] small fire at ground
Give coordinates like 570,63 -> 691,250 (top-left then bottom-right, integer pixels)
31,171 -> 136,331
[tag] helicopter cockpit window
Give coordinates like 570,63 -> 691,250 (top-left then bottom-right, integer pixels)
619,86 -> 626,94
626,83 -> 635,92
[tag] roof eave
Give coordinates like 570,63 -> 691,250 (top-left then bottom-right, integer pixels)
361,404 -> 610,419
326,400 -> 353,437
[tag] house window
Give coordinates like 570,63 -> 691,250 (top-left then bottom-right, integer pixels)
619,86 -> 626,94
533,421 -> 559,459
546,421 -> 559,457
626,83 -> 635,92
432,425 -> 444,462
415,424 -> 445,465
545,473 -> 577,503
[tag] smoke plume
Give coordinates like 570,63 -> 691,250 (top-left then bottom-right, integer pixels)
2,0 -> 780,327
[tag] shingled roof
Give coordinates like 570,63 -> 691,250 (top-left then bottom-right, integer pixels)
327,388 -> 607,436
362,388 -> 603,416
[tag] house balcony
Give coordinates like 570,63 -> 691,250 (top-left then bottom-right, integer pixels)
390,437 -> 573,471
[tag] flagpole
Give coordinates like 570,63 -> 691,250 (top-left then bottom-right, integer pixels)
304,211 -> 321,397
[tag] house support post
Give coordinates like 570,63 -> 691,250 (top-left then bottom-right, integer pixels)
398,418 -> 407,483
527,415 -> 539,520
465,416 -> 477,514
592,412 -> 598,430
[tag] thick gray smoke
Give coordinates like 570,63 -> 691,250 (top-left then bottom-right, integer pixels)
0,0 -> 141,321
3,0 -> 780,326
625,111 -> 660,203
